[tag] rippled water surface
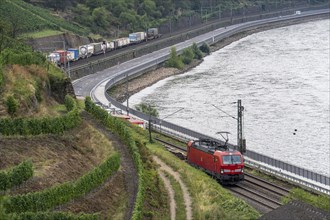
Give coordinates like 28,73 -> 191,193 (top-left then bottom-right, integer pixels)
129,19 -> 330,176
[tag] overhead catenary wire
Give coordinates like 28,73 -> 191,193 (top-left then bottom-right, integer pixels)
211,104 -> 237,120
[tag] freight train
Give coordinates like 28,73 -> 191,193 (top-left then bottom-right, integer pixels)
47,28 -> 161,66
187,139 -> 244,184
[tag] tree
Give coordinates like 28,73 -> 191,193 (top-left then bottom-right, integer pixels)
166,46 -> 184,69
200,42 -> 210,55
181,47 -> 194,64
192,42 -> 203,60
92,7 -> 110,28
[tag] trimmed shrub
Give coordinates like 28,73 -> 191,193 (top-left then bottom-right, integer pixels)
0,160 -> 33,191
200,42 -> 210,55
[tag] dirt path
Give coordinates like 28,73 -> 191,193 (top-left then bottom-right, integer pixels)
153,156 -> 192,220
158,170 -> 176,220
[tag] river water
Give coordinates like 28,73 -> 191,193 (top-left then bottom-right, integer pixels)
129,19 -> 330,176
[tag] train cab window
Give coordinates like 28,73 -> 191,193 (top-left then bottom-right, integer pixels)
222,155 -> 242,165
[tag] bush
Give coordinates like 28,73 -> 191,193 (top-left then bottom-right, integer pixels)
192,42 -> 203,60
64,95 -> 76,112
0,160 -> 34,191
6,96 -> 18,117
200,42 -> 210,55
166,47 -> 184,70
181,47 -> 194,65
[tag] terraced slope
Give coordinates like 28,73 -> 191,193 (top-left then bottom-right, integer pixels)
0,0 -> 87,35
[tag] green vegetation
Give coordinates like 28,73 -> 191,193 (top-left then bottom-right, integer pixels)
164,171 -> 186,220
5,96 -> 18,117
135,103 -> 159,117
84,97 -> 145,220
282,188 -> 330,212
181,47 -> 195,65
9,212 -> 99,220
192,42 -> 203,60
166,47 -> 184,69
0,160 -> 33,191
200,42 -> 211,55
5,153 -> 120,213
0,0 -> 87,36
124,110 -> 260,219
0,104 -> 81,135
64,95 -> 76,112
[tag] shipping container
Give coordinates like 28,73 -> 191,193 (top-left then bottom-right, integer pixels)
67,48 -> 79,61
129,32 -> 146,43
79,44 -> 94,58
106,41 -> 114,51
113,38 -> 130,49
47,52 -> 60,64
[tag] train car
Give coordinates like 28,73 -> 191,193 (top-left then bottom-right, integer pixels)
113,37 -> 130,49
67,48 -> 79,61
187,139 -> 244,184
90,42 -> 104,56
129,32 -> 146,44
79,44 -> 94,59
147,28 -> 161,40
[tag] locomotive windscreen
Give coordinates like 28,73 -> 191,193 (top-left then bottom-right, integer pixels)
222,155 -> 241,165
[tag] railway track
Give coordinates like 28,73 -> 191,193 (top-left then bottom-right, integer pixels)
155,137 -> 291,214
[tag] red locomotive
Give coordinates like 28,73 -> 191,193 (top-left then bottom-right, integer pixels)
187,139 -> 244,184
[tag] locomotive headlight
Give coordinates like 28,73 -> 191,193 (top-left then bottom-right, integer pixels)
220,169 -> 224,174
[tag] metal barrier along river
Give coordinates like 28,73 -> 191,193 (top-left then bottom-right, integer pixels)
89,9 -> 330,194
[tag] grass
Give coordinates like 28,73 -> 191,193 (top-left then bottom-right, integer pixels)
282,188 -> 330,212
163,171 -> 186,220
22,29 -> 64,38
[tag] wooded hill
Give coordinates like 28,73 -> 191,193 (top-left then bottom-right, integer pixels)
1,0 -> 327,38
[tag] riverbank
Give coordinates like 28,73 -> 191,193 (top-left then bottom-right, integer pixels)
108,16 -> 328,104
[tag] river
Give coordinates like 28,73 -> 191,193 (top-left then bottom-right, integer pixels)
129,19 -> 330,176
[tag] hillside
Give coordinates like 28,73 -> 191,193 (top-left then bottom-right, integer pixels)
1,0 -> 327,39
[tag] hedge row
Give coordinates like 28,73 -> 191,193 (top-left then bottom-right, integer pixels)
84,97 -> 145,220
0,106 -> 80,136
8,212 -> 99,220
5,153 -> 120,213
0,161 -> 33,191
